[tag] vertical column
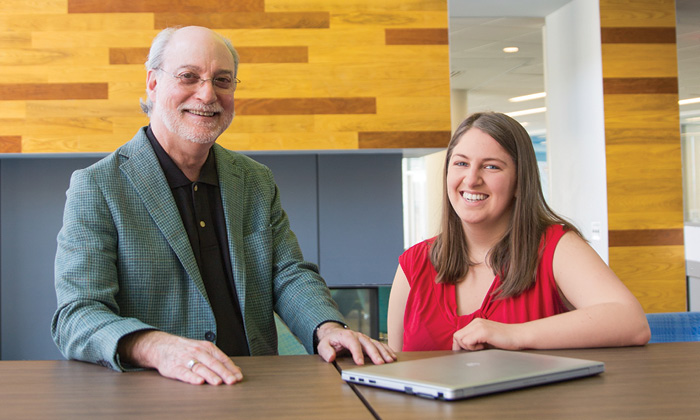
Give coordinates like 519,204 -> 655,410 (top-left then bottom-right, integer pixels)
600,0 -> 686,311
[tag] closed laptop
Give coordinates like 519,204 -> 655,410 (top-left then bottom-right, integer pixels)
341,349 -> 605,400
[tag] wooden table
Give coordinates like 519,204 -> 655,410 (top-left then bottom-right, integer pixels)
336,342 -> 700,420
0,355 -> 372,420
1,343 -> 698,419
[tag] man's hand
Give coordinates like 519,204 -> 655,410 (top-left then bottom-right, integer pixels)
315,323 -> 397,365
118,330 -> 243,385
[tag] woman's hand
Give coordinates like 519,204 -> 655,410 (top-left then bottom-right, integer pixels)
452,318 -> 527,351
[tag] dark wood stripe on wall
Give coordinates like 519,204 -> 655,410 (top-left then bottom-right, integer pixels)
601,27 -> 677,44
236,98 -> 377,115
0,136 -> 21,153
237,47 -> 308,63
110,48 -> 148,65
603,77 -> 678,94
0,84 -> 108,100
358,131 -> 450,148
110,47 -> 309,65
385,29 -> 448,45
155,12 -> 330,30
68,0 -> 263,13
609,229 -> 684,247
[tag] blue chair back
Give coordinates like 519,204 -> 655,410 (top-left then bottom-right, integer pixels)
646,312 -> 700,343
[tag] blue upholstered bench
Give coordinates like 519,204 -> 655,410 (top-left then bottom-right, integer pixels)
646,312 -> 700,343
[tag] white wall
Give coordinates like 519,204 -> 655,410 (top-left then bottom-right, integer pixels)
544,0 -> 609,261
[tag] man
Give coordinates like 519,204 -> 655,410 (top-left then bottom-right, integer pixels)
51,26 -> 395,386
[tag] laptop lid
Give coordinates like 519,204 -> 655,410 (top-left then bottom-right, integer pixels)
341,349 -> 604,400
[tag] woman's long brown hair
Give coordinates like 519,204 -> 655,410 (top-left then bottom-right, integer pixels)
430,112 -> 581,297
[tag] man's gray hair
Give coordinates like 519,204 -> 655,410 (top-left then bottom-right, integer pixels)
139,27 -> 240,116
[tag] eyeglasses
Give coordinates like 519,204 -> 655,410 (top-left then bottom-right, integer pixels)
155,68 -> 240,91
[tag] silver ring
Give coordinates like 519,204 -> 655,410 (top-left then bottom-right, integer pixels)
186,359 -> 199,370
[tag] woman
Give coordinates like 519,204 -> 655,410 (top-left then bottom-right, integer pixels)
387,112 -> 650,352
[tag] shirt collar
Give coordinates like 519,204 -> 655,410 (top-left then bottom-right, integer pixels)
146,125 -> 219,188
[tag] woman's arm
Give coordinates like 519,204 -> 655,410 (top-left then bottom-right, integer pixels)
387,265 -> 411,352
452,231 -> 650,350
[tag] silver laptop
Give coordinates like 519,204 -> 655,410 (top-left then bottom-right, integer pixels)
341,349 -> 604,400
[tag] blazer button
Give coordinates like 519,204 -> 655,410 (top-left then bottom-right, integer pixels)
204,331 -> 216,342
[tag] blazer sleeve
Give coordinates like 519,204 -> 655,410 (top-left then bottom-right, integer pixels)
262,169 -> 345,354
51,168 -> 154,371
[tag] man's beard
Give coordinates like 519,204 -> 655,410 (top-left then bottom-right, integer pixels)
160,103 -> 234,145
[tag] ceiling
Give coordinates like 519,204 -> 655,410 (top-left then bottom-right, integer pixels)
448,0 -> 700,135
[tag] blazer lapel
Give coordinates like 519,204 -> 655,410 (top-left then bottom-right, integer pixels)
213,145 -> 247,317
119,130 -> 207,301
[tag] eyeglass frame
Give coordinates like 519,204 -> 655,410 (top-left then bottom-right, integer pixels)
154,67 -> 241,91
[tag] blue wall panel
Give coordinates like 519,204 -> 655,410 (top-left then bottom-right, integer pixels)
317,154 -> 404,287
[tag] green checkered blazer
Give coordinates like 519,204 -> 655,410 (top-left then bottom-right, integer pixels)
52,127 -> 343,371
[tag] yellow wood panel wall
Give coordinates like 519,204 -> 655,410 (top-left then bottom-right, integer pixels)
0,0 -> 451,153
599,0 -> 686,312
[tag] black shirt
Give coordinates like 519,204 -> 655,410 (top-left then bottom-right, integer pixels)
147,126 -> 249,356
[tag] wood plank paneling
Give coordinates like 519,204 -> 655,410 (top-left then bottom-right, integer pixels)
236,98 -> 376,115
608,246 -> 686,312
600,27 -> 676,43
385,28 -> 448,45
601,44 -> 678,77
0,14 -> 154,31
219,28 -> 385,48
0,136 -> 21,153
68,0 -> 263,13
600,0 -> 685,312
358,131 -> 449,148
605,143 -> 681,171
0,119 -> 24,136
0,83 -> 108,100
26,100 -> 138,118
603,94 -> 679,129
605,127 -> 680,146
308,45 -> 449,64
0,47 -> 108,67
603,77 -> 678,94
609,229 -> 684,247
0,0 -> 450,153
0,32 -> 32,48
265,0 -> 447,12
219,132 -> 358,151
0,102 -> 26,119
23,117 -> 114,138
109,46 -> 310,65
237,47 -> 308,63
315,113 -> 448,132
606,198 -> 683,227
599,0 -> 676,27
608,211 -> 685,231
331,11 -> 449,28
226,115 -> 315,133
154,12 -> 330,29
232,65 -> 447,101
109,48 -> 149,65
605,146 -> 683,217
0,1 -> 66,14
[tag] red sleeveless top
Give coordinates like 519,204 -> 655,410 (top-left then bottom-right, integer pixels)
399,224 -> 569,351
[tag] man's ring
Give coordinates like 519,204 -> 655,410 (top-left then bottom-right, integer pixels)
186,359 -> 199,370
